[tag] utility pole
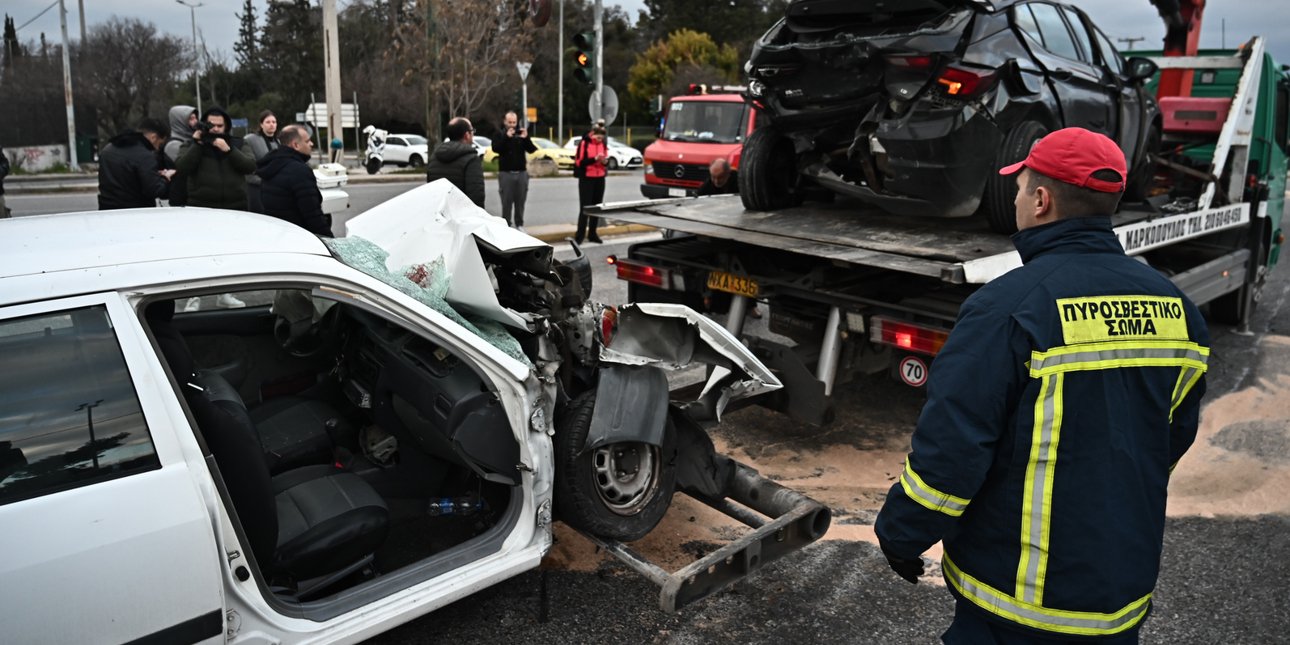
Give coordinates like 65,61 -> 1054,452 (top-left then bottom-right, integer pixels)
557,0 -> 564,139
322,0 -> 343,163
77,0 -> 86,43
77,399 -> 103,470
58,0 -> 78,168
424,0 -> 440,142
593,0 -> 602,123
177,0 -> 203,115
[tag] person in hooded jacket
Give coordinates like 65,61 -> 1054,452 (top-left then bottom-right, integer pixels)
177,106 -> 255,210
257,125 -> 331,236
242,110 -> 280,213
425,117 -> 485,207
163,105 -> 198,206
97,117 -> 175,210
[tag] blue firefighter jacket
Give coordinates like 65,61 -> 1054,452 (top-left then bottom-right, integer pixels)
874,216 -> 1210,639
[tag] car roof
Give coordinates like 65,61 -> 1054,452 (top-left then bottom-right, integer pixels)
1,209 -> 332,280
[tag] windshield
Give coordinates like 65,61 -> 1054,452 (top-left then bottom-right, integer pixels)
662,101 -> 748,144
404,135 -> 427,146
533,137 -> 559,149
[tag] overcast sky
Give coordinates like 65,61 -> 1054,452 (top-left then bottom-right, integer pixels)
6,0 -> 1288,70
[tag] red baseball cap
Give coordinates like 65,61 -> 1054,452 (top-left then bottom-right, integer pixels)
999,127 -> 1127,193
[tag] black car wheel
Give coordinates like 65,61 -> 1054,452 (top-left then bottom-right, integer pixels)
982,120 -> 1049,234
1124,123 -> 1162,203
607,157 -> 619,171
553,391 -> 677,542
365,158 -> 382,175
740,127 -> 802,211
409,154 -> 425,168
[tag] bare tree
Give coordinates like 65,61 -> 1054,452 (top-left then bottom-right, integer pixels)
77,18 -> 190,134
390,0 -> 535,136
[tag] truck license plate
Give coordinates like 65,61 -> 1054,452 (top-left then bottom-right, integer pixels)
668,188 -> 686,197
707,270 -> 760,298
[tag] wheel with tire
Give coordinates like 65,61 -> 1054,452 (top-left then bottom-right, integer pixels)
981,120 -> 1049,234
607,157 -> 620,171
1123,123 -> 1161,203
740,126 -> 802,211
409,154 -> 425,168
553,391 -> 677,541
365,158 -> 382,175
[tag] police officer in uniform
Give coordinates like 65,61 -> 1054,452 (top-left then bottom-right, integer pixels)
875,127 -> 1210,644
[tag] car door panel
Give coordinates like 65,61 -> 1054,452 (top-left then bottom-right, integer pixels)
1015,2 -> 1114,133
0,294 -> 224,645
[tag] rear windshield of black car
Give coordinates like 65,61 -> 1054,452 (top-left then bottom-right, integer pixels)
662,101 -> 749,144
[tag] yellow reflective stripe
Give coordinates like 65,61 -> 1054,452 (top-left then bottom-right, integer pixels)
1030,340 -> 1209,377
944,554 -> 1153,636
1169,366 -> 1205,422
900,460 -> 970,517
1016,373 -> 1063,605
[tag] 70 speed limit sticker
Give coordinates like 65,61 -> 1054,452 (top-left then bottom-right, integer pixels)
898,356 -> 928,388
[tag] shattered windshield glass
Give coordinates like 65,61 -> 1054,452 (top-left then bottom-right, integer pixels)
324,236 -> 531,366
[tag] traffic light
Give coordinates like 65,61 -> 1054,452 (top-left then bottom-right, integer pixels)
572,31 -> 595,85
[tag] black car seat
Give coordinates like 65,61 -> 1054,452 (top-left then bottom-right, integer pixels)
145,300 -> 343,473
185,370 -> 388,587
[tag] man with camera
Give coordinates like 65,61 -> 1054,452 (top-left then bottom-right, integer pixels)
176,106 -> 256,211
491,111 -> 537,229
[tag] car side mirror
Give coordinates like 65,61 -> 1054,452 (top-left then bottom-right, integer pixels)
1125,57 -> 1159,83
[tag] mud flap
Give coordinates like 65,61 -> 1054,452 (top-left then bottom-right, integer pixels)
584,364 -> 669,453
575,412 -> 831,612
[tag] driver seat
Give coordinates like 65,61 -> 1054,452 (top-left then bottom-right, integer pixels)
145,299 -> 341,473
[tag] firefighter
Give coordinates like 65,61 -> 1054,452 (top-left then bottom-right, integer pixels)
874,127 -> 1210,643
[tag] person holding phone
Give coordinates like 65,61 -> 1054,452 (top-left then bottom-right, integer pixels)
492,110 -> 537,229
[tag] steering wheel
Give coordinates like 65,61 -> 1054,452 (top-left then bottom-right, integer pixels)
274,299 -> 343,358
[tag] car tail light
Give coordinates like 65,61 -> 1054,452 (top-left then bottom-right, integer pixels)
615,258 -> 670,289
869,316 -> 950,356
887,55 -> 934,69
936,65 -> 996,98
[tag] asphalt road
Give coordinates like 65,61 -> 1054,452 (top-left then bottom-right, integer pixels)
370,238 -> 1290,644
3,173 -> 646,232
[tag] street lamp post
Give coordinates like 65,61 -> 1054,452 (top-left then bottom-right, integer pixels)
76,399 -> 104,470
176,0 -> 203,115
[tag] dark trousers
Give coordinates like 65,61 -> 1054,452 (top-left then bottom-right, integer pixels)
576,176 -> 606,242
943,601 -> 1141,645
247,183 -> 264,213
498,170 -> 530,226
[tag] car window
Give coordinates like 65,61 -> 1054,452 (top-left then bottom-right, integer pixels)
1093,27 -> 1125,75
1059,7 -> 1096,64
0,305 -> 160,505
1013,4 -> 1044,47
1027,3 -> 1081,62
405,135 -> 427,146
388,137 -> 405,146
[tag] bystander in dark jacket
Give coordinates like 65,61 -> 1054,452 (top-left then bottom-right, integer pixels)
696,158 -> 738,196
242,110 -> 280,213
0,146 -> 9,218
98,118 -> 174,210
426,117 -> 485,207
257,124 -> 331,236
177,107 -> 255,210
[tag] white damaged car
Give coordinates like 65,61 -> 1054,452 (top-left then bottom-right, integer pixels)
0,182 -> 829,644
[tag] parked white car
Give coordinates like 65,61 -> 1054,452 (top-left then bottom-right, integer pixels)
563,136 -> 644,170
0,182 -> 825,643
382,134 -> 430,167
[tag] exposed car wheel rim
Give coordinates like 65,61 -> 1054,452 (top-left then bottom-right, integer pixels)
607,158 -> 619,170
592,441 -> 659,516
410,155 -> 424,167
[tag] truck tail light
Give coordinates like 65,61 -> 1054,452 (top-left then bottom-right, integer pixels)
869,316 -> 950,356
616,258 -> 670,289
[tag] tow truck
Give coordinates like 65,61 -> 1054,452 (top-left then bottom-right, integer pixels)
603,17 -> 1288,426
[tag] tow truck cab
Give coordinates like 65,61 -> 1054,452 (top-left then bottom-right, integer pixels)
641,89 -> 764,199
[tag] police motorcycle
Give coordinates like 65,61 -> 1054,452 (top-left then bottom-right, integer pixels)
363,124 -> 389,175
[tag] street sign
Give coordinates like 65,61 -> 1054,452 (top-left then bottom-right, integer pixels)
526,107 -> 538,123
898,356 -> 928,388
516,62 -> 532,82
588,86 -> 619,125
303,103 -> 359,128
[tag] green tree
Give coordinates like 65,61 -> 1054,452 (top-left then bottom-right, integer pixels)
3,14 -> 24,66
233,0 -> 260,71
627,29 -> 740,109
261,0 -> 323,112
637,0 -> 787,60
